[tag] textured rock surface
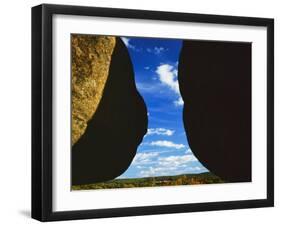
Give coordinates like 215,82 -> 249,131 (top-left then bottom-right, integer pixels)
72,38 -> 148,186
178,40 -> 252,182
71,35 -> 116,145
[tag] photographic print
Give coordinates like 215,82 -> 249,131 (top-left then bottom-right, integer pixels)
71,35 -> 251,190
32,4 -> 273,221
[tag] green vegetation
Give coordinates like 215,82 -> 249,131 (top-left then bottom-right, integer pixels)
72,172 -> 225,190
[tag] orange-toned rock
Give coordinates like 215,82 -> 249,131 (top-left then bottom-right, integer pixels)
71,35 -> 116,145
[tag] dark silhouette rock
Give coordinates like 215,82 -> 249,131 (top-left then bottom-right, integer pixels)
72,38 -> 148,186
178,40 -> 251,182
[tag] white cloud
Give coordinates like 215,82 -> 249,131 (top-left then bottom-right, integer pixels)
129,149 -> 204,178
185,148 -> 192,154
144,66 -> 150,70
121,37 -> 138,50
131,149 -> 190,167
155,63 -> 185,107
139,155 -> 202,177
135,81 -> 162,94
174,97 -> 184,106
150,140 -> 185,149
146,46 -> 167,55
146,128 -> 175,136
153,47 -> 165,54
158,154 -> 197,168
131,152 -> 159,165
139,166 -> 171,177
156,64 -> 180,94
188,166 -> 203,171
121,37 -> 130,46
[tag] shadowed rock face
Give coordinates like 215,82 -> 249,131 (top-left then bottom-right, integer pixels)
178,40 -> 252,182
72,38 -> 148,186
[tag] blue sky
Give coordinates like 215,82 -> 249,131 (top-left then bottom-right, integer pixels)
118,37 -> 208,178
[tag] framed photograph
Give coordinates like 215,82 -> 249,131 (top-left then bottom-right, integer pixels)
32,4 -> 274,221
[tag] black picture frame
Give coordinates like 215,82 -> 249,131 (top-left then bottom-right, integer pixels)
32,3 -> 274,222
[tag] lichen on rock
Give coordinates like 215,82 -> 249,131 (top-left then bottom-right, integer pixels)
71,35 -> 116,145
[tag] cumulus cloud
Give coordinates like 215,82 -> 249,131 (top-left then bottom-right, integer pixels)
146,128 -> 175,136
174,96 -> 184,106
185,148 -> 192,154
136,81 -> 162,94
156,64 -> 180,94
188,166 -> 203,171
153,47 -> 166,54
121,37 -> 130,46
155,63 -> 185,107
131,152 -> 159,165
121,37 -> 139,51
131,149 -> 190,166
146,46 -> 168,55
139,166 -> 171,177
129,148 -> 203,177
139,154 -> 202,177
158,154 -> 197,167
150,140 -> 185,149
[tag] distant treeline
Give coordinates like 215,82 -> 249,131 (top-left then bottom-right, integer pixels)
72,172 -> 225,190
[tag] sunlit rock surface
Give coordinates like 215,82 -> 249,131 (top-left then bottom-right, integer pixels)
71,35 -> 116,145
